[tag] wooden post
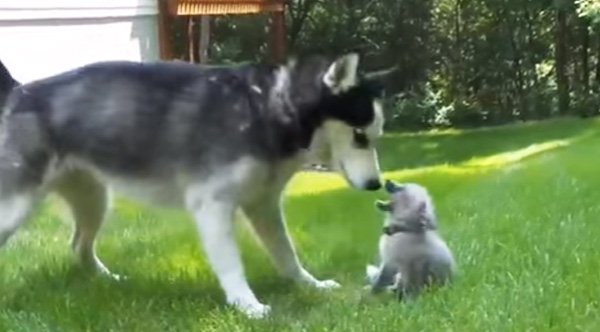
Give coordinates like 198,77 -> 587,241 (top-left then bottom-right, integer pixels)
268,10 -> 286,64
199,16 -> 211,64
187,16 -> 196,63
157,0 -> 173,60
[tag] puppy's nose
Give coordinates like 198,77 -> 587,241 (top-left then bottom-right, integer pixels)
382,226 -> 393,235
384,180 -> 404,193
384,180 -> 395,192
364,179 -> 382,191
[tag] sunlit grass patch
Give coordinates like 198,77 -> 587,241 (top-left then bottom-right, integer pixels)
287,137 -> 573,197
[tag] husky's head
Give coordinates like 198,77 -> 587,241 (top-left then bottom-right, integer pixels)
375,180 -> 437,234
305,53 -> 386,191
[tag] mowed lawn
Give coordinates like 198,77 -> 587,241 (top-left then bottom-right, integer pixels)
1,117 -> 600,331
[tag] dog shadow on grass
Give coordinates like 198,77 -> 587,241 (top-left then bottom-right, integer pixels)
0,212 -> 334,327
0,260 -> 329,328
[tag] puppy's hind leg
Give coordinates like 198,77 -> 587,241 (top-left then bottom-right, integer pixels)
53,170 -> 114,278
369,264 -> 398,294
397,263 -> 426,302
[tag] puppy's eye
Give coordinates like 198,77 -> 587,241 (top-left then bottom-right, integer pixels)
353,128 -> 369,148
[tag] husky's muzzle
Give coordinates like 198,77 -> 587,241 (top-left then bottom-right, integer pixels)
365,179 -> 382,191
340,162 -> 381,191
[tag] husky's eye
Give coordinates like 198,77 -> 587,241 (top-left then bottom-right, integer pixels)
353,128 -> 369,148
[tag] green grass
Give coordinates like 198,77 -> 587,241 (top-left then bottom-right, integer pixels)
2,117 -> 600,331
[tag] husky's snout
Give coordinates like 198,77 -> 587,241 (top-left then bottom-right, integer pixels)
364,178 -> 382,191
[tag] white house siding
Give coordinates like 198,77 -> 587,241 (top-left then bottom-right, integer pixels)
0,0 -> 160,83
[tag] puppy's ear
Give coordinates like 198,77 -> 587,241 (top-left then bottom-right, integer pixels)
375,199 -> 392,212
323,53 -> 359,93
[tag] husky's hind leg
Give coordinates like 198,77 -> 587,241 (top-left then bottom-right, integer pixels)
0,100 -> 52,247
53,170 -> 114,277
0,152 -> 43,246
0,189 -> 37,246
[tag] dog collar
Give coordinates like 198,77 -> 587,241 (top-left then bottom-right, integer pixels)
382,225 -> 414,235
382,224 -> 436,235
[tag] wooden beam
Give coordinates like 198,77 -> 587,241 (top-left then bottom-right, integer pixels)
162,1 -> 288,63
268,10 -> 286,64
168,0 -> 285,16
157,0 -> 174,60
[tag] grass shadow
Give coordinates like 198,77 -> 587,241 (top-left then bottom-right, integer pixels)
287,124 -> 586,198
0,197 -> 331,330
377,117 -> 598,170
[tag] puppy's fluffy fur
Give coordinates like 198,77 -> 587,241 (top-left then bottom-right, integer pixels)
366,180 -> 455,300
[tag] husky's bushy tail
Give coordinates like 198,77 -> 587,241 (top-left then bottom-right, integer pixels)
0,60 -> 19,109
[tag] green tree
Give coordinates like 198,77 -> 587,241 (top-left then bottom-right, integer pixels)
165,0 -> 600,128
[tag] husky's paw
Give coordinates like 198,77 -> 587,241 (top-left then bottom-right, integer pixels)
94,260 -> 126,282
77,256 -> 125,281
229,298 -> 271,319
103,271 -> 127,282
298,269 -> 340,290
313,279 -> 341,290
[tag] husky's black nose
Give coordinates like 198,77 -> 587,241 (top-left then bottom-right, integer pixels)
364,179 -> 382,191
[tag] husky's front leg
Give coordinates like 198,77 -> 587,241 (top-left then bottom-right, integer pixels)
243,193 -> 340,290
186,189 -> 269,319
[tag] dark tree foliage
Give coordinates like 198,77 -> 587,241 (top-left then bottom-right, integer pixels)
168,0 -> 600,129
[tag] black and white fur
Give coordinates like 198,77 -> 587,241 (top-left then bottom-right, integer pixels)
0,53 -> 385,318
0,60 -> 19,107
366,180 -> 455,300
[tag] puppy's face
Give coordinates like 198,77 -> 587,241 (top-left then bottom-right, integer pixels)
375,180 -> 437,233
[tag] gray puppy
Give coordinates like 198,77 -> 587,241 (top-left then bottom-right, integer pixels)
366,180 -> 455,300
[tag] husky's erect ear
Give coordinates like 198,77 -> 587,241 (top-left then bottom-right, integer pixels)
375,199 -> 392,213
323,53 -> 360,94
362,65 -> 399,82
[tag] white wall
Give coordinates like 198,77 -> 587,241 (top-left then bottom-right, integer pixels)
0,0 -> 160,83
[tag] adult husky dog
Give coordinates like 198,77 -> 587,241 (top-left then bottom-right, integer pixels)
0,53 -> 385,318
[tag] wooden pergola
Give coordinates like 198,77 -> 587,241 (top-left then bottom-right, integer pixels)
158,0 -> 287,64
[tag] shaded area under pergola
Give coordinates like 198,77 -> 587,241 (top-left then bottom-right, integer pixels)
158,0 -> 287,64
